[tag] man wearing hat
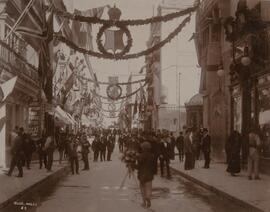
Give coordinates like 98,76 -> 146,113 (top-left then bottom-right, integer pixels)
202,128 -> 211,168
159,133 -> 172,179
134,141 -> 155,208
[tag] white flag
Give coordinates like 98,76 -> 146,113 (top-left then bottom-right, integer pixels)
0,76 -> 18,102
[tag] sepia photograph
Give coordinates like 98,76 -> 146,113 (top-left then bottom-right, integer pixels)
0,0 -> 269,211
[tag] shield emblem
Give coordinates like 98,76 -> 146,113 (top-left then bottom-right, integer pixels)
108,85 -> 119,99
108,103 -> 116,111
106,84 -> 122,100
104,29 -> 125,53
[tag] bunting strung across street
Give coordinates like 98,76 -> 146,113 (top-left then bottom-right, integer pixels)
101,112 -> 121,119
92,81 -> 148,101
54,14 -> 191,60
53,2 -> 198,26
75,72 -> 147,85
101,100 -> 124,105
100,106 -> 121,113
52,1 -> 198,60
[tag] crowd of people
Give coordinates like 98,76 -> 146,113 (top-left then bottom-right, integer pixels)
5,124 -> 263,209
5,126 -> 93,177
117,127 -> 211,208
5,125 -> 212,179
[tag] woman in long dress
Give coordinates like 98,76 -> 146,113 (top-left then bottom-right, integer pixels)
226,130 -> 242,176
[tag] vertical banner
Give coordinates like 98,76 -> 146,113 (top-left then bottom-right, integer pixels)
125,75 -> 132,129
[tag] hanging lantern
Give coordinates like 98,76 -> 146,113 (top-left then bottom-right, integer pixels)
217,64 -> 225,77
241,45 -> 251,66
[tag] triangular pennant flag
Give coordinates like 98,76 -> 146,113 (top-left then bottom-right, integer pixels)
0,76 -> 18,102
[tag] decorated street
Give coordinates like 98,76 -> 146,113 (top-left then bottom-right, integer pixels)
1,150 -> 247,212
0,0 -> 270,212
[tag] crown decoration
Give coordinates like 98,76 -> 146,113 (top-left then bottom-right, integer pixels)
108,5 -> 122,21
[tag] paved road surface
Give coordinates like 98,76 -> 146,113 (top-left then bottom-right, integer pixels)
1,151 -> 247,212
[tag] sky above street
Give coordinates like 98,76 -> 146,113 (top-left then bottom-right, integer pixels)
62,0 -> 200,124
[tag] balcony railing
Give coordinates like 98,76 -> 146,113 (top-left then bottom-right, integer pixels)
0,39 -> 39,83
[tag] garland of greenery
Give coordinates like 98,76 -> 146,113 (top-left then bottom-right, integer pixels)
101,113 -> 120,119
101,100 -> 124,105
76,73 -> 146,85
94,80 -> 148,100
53,3 -> 198,26
96,23 -> 133,58
100,107 -> 121,113
54,14 -> 191,60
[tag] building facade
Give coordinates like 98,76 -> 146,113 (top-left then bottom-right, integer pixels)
195,0 -> 231,159
195,0 -> 270,165
158,104 -> 186,133
0,0 -> 41,168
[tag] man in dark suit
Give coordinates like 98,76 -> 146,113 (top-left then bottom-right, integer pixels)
149,132 -> 159,175
100,135 -> 106,162
92,135 -> 100,162
159,134 -> 172,179
202,128 -> 211,168
37,132 -> 47,169
81,134 -> 90,170
22,133 -> 36,169
176,132 -> 184,162
6,129 -> 24,177
106,133 -> 115,161
134,142 -> 155,208
68,137 -> 79,175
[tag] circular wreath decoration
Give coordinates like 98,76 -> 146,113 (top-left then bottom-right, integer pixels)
106,84 -> 123,101
97,23 -> 133,58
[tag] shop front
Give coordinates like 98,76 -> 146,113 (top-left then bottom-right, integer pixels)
231,70 -> 270,174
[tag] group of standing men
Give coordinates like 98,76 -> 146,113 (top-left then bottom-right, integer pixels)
117,127 -> 211,179
91,130 -> 116,162
176,127 -> 211,170
6,126 -> 54,177
119,128 -> 211,208
5,125 -> 92,177
6,126 -> 35,177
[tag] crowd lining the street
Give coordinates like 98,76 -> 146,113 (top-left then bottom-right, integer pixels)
4,124 -> 264,208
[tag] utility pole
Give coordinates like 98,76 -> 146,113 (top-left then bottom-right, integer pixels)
178,72 -> 181,132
